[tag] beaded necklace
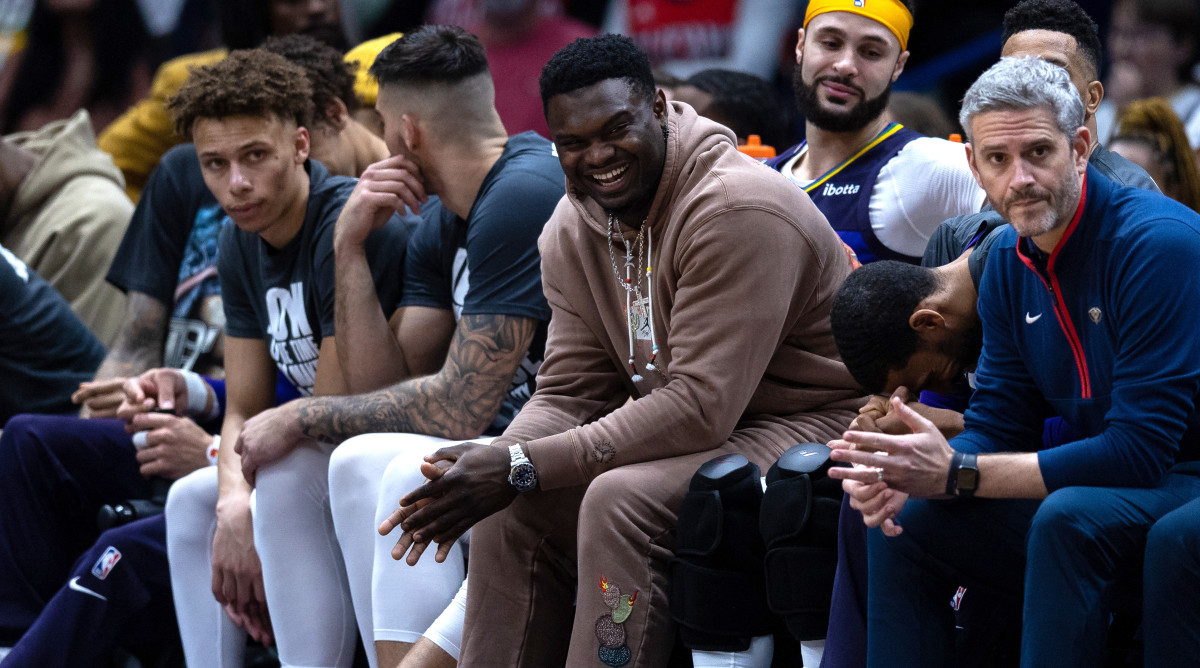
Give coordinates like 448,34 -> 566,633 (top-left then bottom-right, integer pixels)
606,213 -> 659,382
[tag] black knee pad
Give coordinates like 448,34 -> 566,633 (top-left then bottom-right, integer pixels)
670,453 -> 774,651
96,477 -> 170,531
760,443 -> 844,641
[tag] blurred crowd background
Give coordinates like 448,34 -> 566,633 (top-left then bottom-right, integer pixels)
2,0 -> 1198,203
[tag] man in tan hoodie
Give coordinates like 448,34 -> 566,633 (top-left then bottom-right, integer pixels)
380,34 -> 865,667
0,110 -> 131,346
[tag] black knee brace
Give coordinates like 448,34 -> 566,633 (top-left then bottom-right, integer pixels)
670,453 -> 774,651
96,477 -> 171,531
759,442 -> 844,641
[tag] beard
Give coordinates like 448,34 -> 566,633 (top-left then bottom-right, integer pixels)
921,317 -> 984,394
792,62 -> 892,133
1000,168 -> 1082,239
948,318 -> 984,374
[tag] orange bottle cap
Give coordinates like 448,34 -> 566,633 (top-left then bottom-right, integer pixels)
738,134 -> 776,159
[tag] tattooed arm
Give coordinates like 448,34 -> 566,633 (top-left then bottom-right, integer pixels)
298,313 -> 538,443
93,291 -> 170,380
74,291 -> 169,417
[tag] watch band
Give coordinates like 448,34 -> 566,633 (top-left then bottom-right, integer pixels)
946,451 -> 979,498
945,451 -> 963,496
508,443 -> 538,492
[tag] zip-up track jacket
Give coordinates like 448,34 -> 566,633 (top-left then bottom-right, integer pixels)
953,165 -> 1200,491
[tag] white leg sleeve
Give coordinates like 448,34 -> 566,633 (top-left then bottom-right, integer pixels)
800,639 -> 824,667
254,441 -> 355,668
370,436 -> 487,645
691,635 -> 775,668
327,434 -> 421,668
423,576 -> 469,660
165,467 -> 245,668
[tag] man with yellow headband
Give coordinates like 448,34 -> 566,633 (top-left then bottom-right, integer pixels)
767,0 -> 985,265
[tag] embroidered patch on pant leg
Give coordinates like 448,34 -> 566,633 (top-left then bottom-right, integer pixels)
598,644 -> 633,666
596,575 -> 639,666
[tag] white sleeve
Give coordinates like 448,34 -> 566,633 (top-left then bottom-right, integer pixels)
165,467 -> 246,668
424,577 -> 470,660
868,137 -> 987,259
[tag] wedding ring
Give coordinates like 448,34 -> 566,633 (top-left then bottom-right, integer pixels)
875,467 -> 885,482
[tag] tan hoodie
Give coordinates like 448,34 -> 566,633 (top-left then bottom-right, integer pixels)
3,110 -> 132,346
493,102 -> 864,491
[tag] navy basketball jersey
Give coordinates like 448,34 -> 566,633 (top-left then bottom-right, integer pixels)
771,123 -> 923,264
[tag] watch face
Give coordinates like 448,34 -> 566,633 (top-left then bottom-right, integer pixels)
510,463 -> 538,492
958,468 -> 979,491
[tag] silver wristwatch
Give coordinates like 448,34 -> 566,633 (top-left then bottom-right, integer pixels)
507,444 -> 538,492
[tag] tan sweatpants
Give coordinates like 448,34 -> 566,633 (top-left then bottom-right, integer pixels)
460,413 -> 853,667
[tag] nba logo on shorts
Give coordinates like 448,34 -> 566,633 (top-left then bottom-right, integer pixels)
950,586 -> 967,611
91,546 -> 122,580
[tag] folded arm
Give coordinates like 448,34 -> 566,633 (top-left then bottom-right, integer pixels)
294,312 -> 539,443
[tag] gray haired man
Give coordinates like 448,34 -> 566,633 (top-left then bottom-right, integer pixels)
826,56 -> 1200,667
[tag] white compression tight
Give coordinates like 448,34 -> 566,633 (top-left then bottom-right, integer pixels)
691,636 -> 775,668
253,441 -> 357,668
424,576 -> 469,659
327,434 -> 479,658
165,466 -> 246,668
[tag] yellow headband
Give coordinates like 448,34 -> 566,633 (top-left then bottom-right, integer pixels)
803,0 -> 913,51
344,32 -> 404,107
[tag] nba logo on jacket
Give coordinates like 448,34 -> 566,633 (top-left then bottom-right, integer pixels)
91,546 -> 122,580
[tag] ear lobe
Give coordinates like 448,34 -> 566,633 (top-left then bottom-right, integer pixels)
964,143 -> 985,190
653,88 -> 668,121
1075,126 -> 1092,165
1085,81 -> 1103,116
892,50 -> 910,82
295,126 -> 310,163
326,98 -> 349,133
909,308 -> 946,332
402,114 -> 419,151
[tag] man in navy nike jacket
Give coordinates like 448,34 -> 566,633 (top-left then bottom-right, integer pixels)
828,56 -> 1200,668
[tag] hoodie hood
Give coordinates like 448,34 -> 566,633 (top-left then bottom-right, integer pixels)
6,110 -> 126,227
566,101 -> 737,240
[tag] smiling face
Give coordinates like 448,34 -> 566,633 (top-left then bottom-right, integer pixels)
966,107 -> 1088,247
193,113 -> 310,248
793,12 -> 908,132
545,78 -> 668,224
